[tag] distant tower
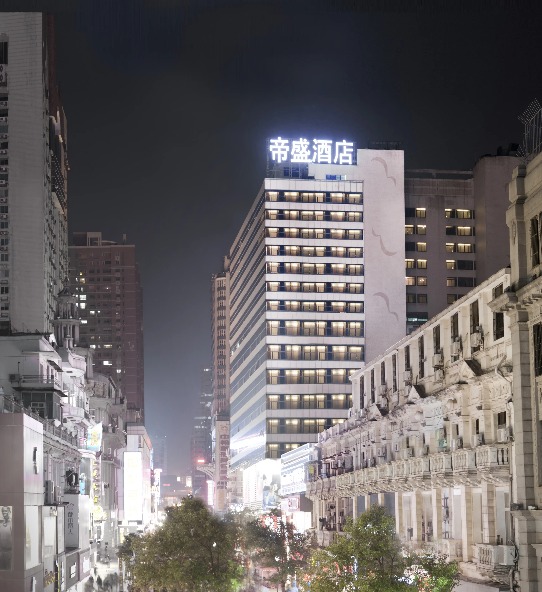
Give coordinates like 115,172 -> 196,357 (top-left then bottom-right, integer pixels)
52,286 -> 81,349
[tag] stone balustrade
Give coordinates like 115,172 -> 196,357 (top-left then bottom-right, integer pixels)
306,444 -> 510,500
475,543 -> 499,568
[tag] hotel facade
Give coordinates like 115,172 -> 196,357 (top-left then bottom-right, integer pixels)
227,145 -> 406,508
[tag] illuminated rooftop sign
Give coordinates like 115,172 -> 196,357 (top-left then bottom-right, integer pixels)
268,137 -> 356,165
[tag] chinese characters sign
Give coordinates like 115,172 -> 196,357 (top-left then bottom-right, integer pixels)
268,137 -> 356,165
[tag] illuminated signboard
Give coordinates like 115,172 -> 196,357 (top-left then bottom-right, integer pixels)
268,137 -> 356,165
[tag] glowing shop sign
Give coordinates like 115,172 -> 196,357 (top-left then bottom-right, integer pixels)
268,137 -> 356,165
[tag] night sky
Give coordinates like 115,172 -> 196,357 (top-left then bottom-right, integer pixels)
16,0 -> 542,473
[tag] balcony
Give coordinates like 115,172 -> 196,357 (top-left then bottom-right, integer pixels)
9,374 -> 64,393
0,395 -> 79,447
474,543 -> 512,581
306,444 -> 511,501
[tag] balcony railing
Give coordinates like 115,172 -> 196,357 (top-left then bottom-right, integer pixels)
9,374 -> 63,391
306,444 -> 510,498
0,395 -> 79,447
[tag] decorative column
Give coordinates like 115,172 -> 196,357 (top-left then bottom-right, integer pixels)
481,481 -> 496,545
431,487 -> 442,542
412,490 -> 424,545
460,486 -> 474,562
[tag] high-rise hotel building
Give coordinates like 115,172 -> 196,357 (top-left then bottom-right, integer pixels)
228,144 -> 406,505
0,13 -> 69,335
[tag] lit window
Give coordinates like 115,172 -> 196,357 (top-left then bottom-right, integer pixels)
90,344 -> 96,349
80,295 -> 87,301
445,243 -> 455,253
415,208 -> 426,218
405,259 -> 415,269
446,260 -> 456,270
81,319 -> 87,324
417,276 -> 427,286
445,209 -> 452,218
103,361 -> 112,366
79,303 -> 86,309
457,243 -> 474,253
116,369 -> 122,374
417,259 -> 427,269
406,277 -> 415,286
447,278 -> 457,287
457,226 -> 473,236
89,310 -> 95,315
456,209 -> 473,219
416,225 -> 426,235
416,242 -> 427,252
405,225 -> 414,235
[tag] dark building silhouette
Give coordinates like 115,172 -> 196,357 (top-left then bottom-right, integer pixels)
69,232 -> 144,419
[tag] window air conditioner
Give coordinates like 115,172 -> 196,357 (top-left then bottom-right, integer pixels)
499,545 -> 516,566
451,340 -> 461,356
45,480 -> 55,505
497,427 -> 509,443
432,352 -> 444,367
471,331 -> 482,348
451,437 -> 463,450
473,434 -> 484,447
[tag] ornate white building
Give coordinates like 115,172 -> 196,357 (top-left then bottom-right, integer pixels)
306,267 -> 515,591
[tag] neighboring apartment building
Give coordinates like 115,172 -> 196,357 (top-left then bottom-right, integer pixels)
227,143 -> 406,509
69,232 -> 144,419
405,150 -> 520,332
0,13 -> 69,335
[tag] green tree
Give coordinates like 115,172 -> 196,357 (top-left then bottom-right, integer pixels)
300,505 -> 458,592
121,497 -> 244,592
244,509 -> 314,592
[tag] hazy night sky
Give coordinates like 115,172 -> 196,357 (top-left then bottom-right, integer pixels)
15,0 -> 542,473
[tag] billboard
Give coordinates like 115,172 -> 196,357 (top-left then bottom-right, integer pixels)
86,423 -> 103,451
124,451 -> 143,522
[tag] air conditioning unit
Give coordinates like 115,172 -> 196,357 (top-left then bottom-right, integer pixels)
471,331 -> 482,348
499,545 -> 516,566
434,368 -> 445,382
402,448 -> 413,459
403,369 -> 412,384
45,480 -> 55,505
473,434 -> 484,447
432,352 -> 444,367
451,340 -> 461,356
376,396 -> 387,408
451,437 -> 463,450
379,384 -> 387,396
497,427 -> 509,443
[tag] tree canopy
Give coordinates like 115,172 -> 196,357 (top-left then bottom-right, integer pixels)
300,505 -> 458,592
243,509 -> 314,592
118,497 -> 243,592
